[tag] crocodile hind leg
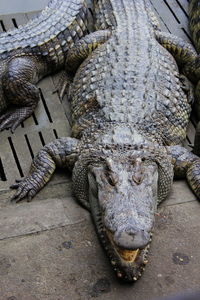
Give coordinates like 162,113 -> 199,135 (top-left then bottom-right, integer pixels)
167,145 -> 200,199
0,56 -> 42,132
52,71 -> 73,99
65,29 -> 112,73
155,31 -> 197,70
178,75 -> 200,157
155,31 -> 200,156
57,29 -> 111,99
155,31 -> 199,102
10,137 -> 79,202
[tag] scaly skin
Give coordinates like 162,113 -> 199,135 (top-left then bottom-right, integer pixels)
11,0 -> 200,282
0,0 -> 93,132
188,0 -> 200,155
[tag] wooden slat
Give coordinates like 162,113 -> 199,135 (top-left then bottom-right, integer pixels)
41,128 -> 57,145
176,0 -> 189,15
53,122 -> 71,138
166,0 -> 189,30
12,13 -> 29,27
26,131 -> 44,157
0,136 -> 22,190
38,77 -> 68,124
0,19 -> 4,33
11,134 -> 33,176
149,0 -> 169,32
0,15 -> 15,31
26,11 -> 40,21
151,0 -> 190,41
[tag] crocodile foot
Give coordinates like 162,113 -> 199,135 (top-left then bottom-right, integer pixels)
52,71 -> 73,100
10,177 -> 39,203
0,106 -> 35,132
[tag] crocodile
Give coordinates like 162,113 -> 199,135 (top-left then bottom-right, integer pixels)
188,0 -> 200,155
0,0 -> 99,132
10,0 -> 200,282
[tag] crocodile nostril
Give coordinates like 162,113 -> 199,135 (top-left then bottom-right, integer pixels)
114,230 -> 150,250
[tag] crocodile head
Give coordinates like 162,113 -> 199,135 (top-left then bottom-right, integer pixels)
73,146 -> 173,282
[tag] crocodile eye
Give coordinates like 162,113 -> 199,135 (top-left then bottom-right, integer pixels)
106,172 -> 118,186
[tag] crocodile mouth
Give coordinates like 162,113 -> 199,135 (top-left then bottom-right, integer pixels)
106,229 -> 150,281
107,229 -> 140,262
116,247 -> 140,263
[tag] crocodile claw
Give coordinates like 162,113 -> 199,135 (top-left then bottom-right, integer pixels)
0,106 -> 35,132
54,71 -> 73,100
10,178 -> 38,203
0,110 -> 22,132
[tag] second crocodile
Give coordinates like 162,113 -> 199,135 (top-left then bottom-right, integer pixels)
0,0 -> 97,132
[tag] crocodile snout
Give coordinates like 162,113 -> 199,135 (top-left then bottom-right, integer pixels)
113,229 -> 151,250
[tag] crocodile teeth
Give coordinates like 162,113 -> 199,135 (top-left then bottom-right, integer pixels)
117,272 -> 123,278
133,277 -> 138,281
117,248 -> 140,263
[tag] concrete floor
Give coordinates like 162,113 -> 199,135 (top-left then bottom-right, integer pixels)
0,176 -> 200,300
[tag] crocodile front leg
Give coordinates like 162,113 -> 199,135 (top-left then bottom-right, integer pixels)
0,56 -> 42,132
10,137 -> 79,202
167,145 -> 200,199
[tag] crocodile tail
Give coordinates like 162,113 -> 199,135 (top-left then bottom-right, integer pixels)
0,0 -> 86,55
